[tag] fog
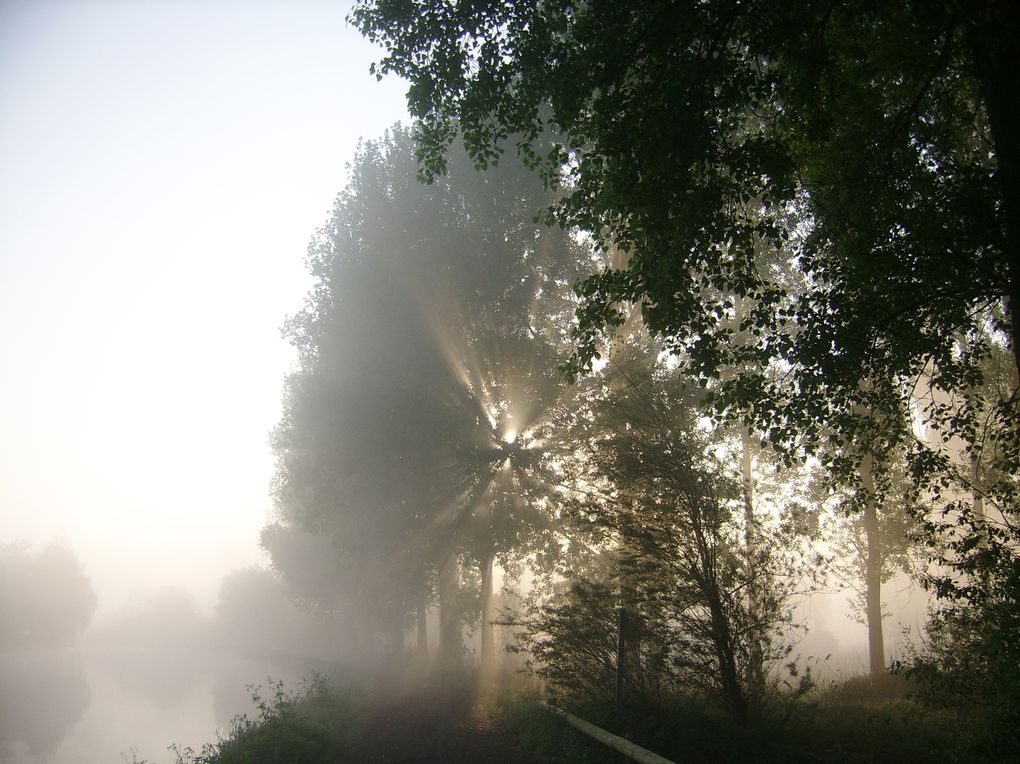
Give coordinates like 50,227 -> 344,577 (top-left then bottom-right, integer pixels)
3,2 -> 1001,763
0,0 -> 408,618
1,1 -> 408,759
1,544 -> 344,761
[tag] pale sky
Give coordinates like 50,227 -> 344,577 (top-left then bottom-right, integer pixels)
0,0 -> 408,615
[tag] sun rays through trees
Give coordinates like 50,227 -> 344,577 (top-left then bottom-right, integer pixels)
267,125 -> 589,673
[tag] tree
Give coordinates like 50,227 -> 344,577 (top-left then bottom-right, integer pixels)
351,0 -> 1018,386
352,0 -> 1019,703
261,523 -> 351,621
350,0 -> 1019,486
518,348 -> 807,722
0,541 -> 97,648
896,343 -> 1020,754
215,566 -> 331,658
100,587 -> 209,649
271,127 -> 484,653
269,125 -> 588,664
812,445 -> 922,676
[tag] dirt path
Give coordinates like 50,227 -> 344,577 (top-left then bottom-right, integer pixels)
351,684 -> 551,763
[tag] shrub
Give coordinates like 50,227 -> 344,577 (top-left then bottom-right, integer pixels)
171,674 -> 362,764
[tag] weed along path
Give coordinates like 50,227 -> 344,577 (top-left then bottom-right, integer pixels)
351,684 -> 551,763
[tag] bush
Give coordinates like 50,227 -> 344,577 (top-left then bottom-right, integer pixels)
495,692 -> 619,764
171,674 -> 362,764
496,680 -> 990,764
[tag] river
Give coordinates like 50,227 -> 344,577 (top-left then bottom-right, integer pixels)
0,646 -> 322,763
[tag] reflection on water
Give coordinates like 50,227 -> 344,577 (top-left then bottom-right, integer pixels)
98,648 -> 206,710
0,647 -> 316,763
0,649 -> 89,762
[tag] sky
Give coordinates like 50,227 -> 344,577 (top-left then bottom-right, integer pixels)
0,0 -> 408,616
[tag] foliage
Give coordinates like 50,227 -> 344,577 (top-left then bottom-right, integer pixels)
269,124 -> 590,652
352,0 -> 1019,723
498,684 -> 994,764
507,577 -> 619,701
170,675 -> 362,764
512,349 -> 814,722
0,541 -> 96,648
889,345 -> 1020,748
350,0 -> 1018,429
214,566 -> 334,658
495,693 -> 621,764
260,523 -> 351,620
897,520 -> 1020,757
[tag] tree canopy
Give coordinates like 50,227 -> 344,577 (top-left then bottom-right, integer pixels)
269,125 -> 589,649
350,0 -> 1019,737
351,0 -> 1018,453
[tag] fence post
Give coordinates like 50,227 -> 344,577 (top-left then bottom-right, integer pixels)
616,605 -> 626,707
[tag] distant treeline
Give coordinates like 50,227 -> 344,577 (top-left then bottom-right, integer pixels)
0,542 -> 96,648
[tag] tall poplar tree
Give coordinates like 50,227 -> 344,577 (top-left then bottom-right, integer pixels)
269,125 -> 586,659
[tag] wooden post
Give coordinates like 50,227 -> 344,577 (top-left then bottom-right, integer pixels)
616,605 -> 626,707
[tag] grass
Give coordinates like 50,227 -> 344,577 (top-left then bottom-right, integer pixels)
132,668 -> 1007,763
495,692 -> 623,763
493,675 -> 1008,764
169,673 -> 364,764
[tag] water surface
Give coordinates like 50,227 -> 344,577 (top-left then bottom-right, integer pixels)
0,646 -> 316,763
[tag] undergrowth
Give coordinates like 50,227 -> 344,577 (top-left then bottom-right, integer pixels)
170,673 -> 362,764
495,674 -> 1008,764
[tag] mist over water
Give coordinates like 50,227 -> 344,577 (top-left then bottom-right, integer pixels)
0,115 -> 944,764
0,541 -> 930,763
0,119 -> 941,762
4,3 -> 1015,762
0,2 -> 410,759
0,646 -> 333,763
0,553 -> 347,763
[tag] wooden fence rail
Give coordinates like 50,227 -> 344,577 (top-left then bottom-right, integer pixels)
541,702 -> 678,764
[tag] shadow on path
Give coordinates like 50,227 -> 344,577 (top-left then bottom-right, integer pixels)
352,682 -> 550,763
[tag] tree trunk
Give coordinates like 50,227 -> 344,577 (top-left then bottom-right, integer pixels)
417,580 -> 429,664
479,548 -> 496,674
859,452 -> 886,676
740,425 -> 755,553
706,574 -> 749,724
690,503 -> 750,724
739,424 -> 765,703
731,294 -> 765,701
438,550 -> 461,665
624,606 -> 644,696
615,606 -> 626,707
616,546 -> 644,701
969,3 -> 1020,379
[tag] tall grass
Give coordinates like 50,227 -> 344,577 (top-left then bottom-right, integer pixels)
169,674 -> 363,764
494,675 -> 1006,764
